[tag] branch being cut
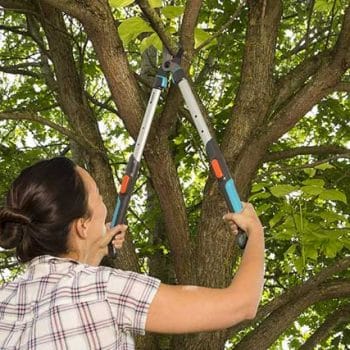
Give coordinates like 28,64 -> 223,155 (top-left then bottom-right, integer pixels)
136,0 -> 176,55
264,145 -> 350,162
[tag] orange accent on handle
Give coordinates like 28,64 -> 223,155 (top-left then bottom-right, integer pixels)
211,159 -> 223,179
120,175 -> 130,194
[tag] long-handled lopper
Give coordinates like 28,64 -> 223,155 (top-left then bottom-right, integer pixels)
108,50 -> 248,258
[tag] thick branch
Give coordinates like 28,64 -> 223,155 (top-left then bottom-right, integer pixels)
264,145 -> 350,162
0,64 -> 41,78
265,6 -> 350,145
299,303 -> 350,350
0,111 -> 79,143
335,81 -> 350,93
228,256 -> 350,336
222,0 -> 283,157
234,279 -> 350,350
33,0 -> 90,22
0,24 -> 28,36
0,0 -> 34,12
274,50 -> 332,110
232,5 -> 350,196
180,0 -> 202,58
36,1 -> 141,271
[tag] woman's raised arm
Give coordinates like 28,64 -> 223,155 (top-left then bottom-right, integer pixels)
145,203 -> 265,334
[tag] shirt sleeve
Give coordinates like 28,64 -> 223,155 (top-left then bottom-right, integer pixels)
106,269 -> 160,335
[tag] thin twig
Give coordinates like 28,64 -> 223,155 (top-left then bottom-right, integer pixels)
266,154 -> 350,174
195,0 -> 247,53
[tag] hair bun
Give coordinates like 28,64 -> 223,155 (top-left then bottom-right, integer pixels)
0,207 -> 31,249
0,207 -> 31,225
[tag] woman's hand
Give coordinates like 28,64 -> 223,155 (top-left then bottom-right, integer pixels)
107,223 -> 127,250
89,223 -> 127,265
223,202 -> 263,237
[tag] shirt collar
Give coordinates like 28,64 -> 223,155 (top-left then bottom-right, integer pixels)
27,255 -> 79,268
23,255 -> 80,279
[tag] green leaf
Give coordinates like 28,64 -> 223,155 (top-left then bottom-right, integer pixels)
319,211 -> 343,222
109,0 -> 135,8
315,163 -> 335,170
319,189 -> 347,204
314,0 -> 336,12
301,185 -> 324,196
304,244 -> 319,261
269,211 -> 285,228
302,179 -> 325,187
118,17 -> 154,46
140,33 -> 162,53
161,6 -> 184,19
251,182 -> 268,193
304,168 -> 316,177
324,240 -> 343,258
270,185 -> 299,198
249,191 -> 271,201
194,28 -> 217,49
149,0 -> 162,8
272,224 -> 295,240
293,256 -> 304,274
255,203 -> 271,216
284,244 -> 296,258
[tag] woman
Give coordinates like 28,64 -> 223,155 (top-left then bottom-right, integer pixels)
0,157 -> 264,349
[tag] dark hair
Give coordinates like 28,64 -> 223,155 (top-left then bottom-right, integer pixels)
0,157 -> 89,262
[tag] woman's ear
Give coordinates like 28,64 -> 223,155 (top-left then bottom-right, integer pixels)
72,217 -> 90,239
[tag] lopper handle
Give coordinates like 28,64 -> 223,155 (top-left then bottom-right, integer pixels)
206,139 -> 248,249
108,193 -> 129,258
108,155 -> 140,258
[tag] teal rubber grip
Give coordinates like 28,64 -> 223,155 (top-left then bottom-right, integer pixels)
225,179 -> 243,213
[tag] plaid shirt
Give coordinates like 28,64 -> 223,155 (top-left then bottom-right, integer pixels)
0,255 -> 160,349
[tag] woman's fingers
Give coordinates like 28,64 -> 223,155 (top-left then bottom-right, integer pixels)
112,230 -> 126,249
102,223 -> 127,249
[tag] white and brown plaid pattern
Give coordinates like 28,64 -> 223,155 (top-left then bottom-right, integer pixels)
0,255 -> 160,349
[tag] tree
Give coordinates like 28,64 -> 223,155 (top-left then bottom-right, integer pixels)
0,0 -> 349,349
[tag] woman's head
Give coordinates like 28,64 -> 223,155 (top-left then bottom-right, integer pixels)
0,157 -> 91,262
